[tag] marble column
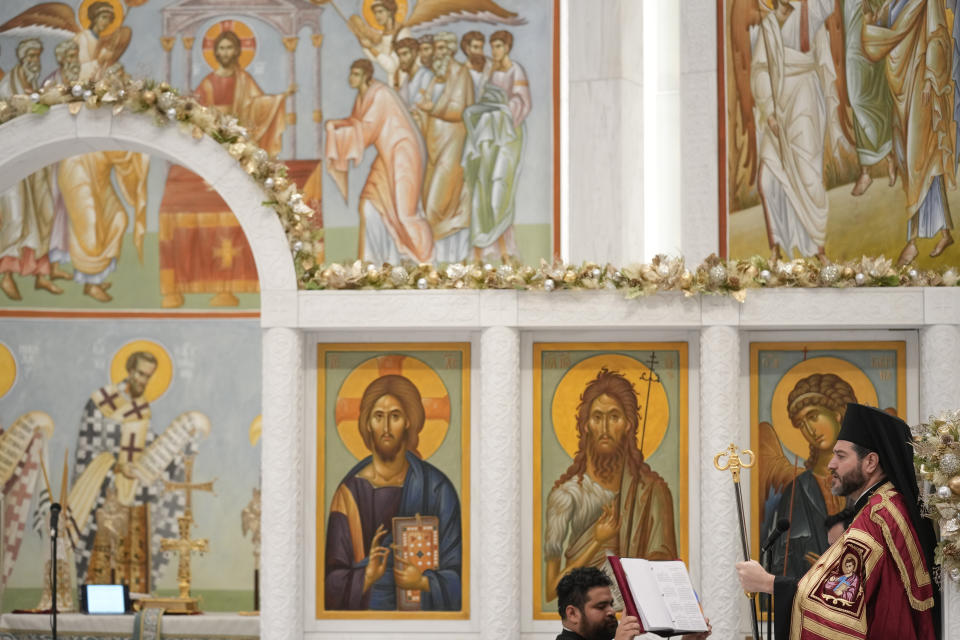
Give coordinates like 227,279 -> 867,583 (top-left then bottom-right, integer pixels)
282,36 -> 299,159
182,36 -> 195,90
160,36 -> 175,84
920,324 -> 960,635
699,324 -> 741,639
260,327 -> 304,640
479,326 -> 520,640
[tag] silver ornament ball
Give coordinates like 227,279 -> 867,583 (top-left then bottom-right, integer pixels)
855,273 -> 866,285
71,84 -> 83,97
939,485 -> 953,499
292,241 -> 303,253
709,265 -> 727,284
820,264 -> 839,284
544,278 -> 555,291
759,269 -> 771,281
941,453 -> 960,477
82,89 -> 93,99
417,277 -> 428,290
264,177 -> 275,188
591,267 -> 602,279
30,92 -> 39,102
166,108 -> 177,119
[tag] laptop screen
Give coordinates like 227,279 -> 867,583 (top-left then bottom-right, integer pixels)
83,584 -> 128,614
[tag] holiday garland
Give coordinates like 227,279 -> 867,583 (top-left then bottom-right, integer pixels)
2,71 -> 960,297
913,411 -> 960,582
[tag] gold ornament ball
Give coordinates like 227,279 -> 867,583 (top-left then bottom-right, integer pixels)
949,476 -> 960,496
142,90 -> 156,105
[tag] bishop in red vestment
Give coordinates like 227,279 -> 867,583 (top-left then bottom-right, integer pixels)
737,403 -> 939,640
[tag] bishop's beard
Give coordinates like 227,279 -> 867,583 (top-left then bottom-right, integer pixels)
586,435 -> 627,483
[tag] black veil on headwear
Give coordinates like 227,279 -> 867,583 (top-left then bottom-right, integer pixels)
837,402 -> 940,638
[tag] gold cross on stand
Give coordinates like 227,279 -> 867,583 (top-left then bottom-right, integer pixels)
137,455 -> 215,614
161,516 -> 209,600
164,455 -> 215,517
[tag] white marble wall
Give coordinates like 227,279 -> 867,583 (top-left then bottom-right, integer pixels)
566,0 -> 644,265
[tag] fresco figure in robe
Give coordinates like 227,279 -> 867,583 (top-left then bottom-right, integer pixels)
159,21 -> 295,308
544,368 -> 677,601
69,349 -> 209,592
862,0 -> 957,265
843,0 -> 895,197
325,374 -> 461,611
325,59 -> 435,264
416,32 -> 474,262
463,29 -> 531,260
747,0 -> 849,262
0,38 -> 59,302
195,28 -> 294,158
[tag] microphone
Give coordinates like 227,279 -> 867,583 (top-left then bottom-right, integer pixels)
760,518 -> 790,556
49,503 -> 61,535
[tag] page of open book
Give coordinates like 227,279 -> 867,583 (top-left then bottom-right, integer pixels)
620,558 -> 673,631
620,559 -> 707,633
649,561 -> 707,632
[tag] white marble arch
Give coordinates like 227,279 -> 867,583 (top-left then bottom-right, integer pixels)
0,105 -> 297,300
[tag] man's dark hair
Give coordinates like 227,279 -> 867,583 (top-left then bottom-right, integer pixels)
87,1 -> 114,23
460,31 -> 484,56
554,368 -> 651,488
850,442 -> 882,473
556,566 -> 611,618
350,58 -> 375,82
371,0 -> 398,15
357,374 -> 425,457
824,507 -> 854,531
125,350 -> 157,374
490,30 -> 514,50
394,37 -> 419,54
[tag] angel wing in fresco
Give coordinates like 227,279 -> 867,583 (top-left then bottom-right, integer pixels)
727,0 -> 852,192
402,0 -> 526,30
0,2 -> 132,77
757,420 -> 801,527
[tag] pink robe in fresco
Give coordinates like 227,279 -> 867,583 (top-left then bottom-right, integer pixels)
325,80 -> 434,262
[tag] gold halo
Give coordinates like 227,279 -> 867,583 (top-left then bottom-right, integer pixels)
335,354 -> 450,461
770,356 -> 879,460
363,0 -> 409,31
202,20 -> 257,70
78,0 -> 124,37
0,342 -> 16,399
110,340 -> 173,404
551,354 -> 669,461
249,415 -> 262,446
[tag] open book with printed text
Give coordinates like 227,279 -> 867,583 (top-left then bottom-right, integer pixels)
606,556 -> 708,637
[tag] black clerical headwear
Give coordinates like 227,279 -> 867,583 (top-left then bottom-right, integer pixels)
837,402 -> 939,637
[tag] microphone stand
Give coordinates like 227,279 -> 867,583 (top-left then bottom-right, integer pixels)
763,545 -> 773,640
49,502 -> 61,640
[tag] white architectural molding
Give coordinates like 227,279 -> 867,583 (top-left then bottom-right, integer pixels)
920,325 -> 960,634
261,327 -> 305,640
699,325 -> 741,640
0,105 -> 296,297
480,327 -> 522,640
